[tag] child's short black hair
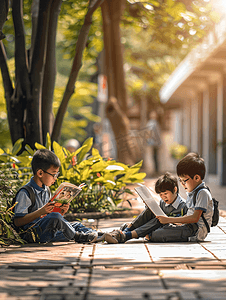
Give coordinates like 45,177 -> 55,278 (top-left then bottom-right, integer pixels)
31,149 -> 61,175
176,152 -> 206,180
155,172 -> 178,194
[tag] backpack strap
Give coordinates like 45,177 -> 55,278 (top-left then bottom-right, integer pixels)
193,186 -> 210,233
13,185 -> 50,213
12,185 -> 36,213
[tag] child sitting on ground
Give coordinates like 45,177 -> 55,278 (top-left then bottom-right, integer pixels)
13,149 -> 111,244
151,152 -> 213,242
103,172 -> 187,243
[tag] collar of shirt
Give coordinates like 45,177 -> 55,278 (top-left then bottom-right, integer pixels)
187,182 -> 205,198
30,177 -> 48,195
165,194 -> 181,209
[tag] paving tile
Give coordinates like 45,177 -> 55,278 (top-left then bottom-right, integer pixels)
1,216 -> 226,299
93,243 -> 151,266
89,268 -> 162,299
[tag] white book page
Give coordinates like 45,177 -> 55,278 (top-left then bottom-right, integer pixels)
135,185 -> 167,217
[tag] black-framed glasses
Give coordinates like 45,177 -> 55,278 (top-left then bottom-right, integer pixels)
179,178 -> 190,185
42,170 -> 60,179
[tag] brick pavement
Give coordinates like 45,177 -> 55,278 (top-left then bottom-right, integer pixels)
1,178 -> 226,300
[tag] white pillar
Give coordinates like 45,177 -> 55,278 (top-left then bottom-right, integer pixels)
202,86 -> 210,180
190,92 -> 199,153
217,75 -> 223,183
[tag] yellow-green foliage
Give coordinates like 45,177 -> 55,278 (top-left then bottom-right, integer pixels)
170,142 -> 188,160
54,81 -> 100,142
0,134 -> 146,213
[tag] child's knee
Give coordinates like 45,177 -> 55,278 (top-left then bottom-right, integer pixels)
151,229 -> 167,242
48,212 -> 63,220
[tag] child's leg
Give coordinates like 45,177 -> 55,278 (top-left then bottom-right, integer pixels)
53,221 -> 97,243
30,212 -> 76,243
128,207 -> 155,231
150,223 -> 198,242
106,218 -> 161,244
134,217 -> 161,238
23,212 -> 97,243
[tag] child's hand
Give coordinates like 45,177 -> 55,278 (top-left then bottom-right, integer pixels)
60,203 -> 70,215
156,215 -> 170,224
40,202 -> 55,215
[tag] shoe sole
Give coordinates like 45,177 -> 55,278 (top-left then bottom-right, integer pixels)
103,233 -> 118,244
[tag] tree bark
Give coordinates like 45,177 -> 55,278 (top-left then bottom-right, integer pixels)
28,0 -> 53,147
101,0 -> 138,165
106,97 -> 138,165
51,0 -> 104,142
0,0 -> 9,40
42,0 -> 62,144
0,41 -> 24,143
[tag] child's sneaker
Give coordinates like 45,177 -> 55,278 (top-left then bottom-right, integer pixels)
144,233 -> 151,242
74,231 -> 98,243
120,223 -> 129,231
107,229 -> 127,243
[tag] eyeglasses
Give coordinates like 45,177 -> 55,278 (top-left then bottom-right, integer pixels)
42,170 -> 60,179
179,178 -> 190,185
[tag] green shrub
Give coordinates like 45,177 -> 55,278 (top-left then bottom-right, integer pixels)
0,165 -> 25,246
0,134 -> 146,215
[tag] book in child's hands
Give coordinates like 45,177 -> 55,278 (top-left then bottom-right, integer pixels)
134,184 -> 167,217
49,182 -> 85,212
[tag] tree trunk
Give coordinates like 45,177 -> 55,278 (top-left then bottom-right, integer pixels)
42,0 -> 62,144
51,0 -> 104,142
101,0 -> 138,165
0,0 -> 9,40
106,97 -> 138,165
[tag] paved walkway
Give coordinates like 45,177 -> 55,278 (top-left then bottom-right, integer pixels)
0,178 -> 226,300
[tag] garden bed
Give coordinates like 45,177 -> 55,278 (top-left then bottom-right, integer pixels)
64,207 -> 142,221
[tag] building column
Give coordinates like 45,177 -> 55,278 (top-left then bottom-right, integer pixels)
202,86 -> 210,177
208,82 -> 217,174
182,98 -> 191,149
218,73 -> 226,185
197,91 -> 203,156
190,91 -> 199,153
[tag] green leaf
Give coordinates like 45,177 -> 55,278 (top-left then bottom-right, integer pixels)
35,143 -> 46,150
129,173 -> 146,182
25,144 -> 35,155
12,138 -> 24,155
124,188 -> 134,195
45,133 -> 52,150
52,141 -> 66,163
90,160 -> 107,173
77,137 -> 93,164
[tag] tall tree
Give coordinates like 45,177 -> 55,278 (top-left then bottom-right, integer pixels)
0,0 -> 217,164
0,0 -> 103,149
101,0 -> 138,165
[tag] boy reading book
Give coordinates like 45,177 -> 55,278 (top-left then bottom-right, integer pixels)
13,149 -> 106,244
103,172 -> 187,243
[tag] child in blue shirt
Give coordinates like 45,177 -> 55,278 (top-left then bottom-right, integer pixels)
13,149 -> 109,244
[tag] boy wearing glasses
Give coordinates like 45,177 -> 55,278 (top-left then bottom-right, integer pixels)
13,149 -> 106,244
152,152 -> 213,242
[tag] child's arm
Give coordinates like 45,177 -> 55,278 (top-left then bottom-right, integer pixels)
156,210 -> 203,224
14,202 -> 55,227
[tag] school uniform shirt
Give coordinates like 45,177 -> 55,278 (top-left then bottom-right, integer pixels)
160,194 -> 187,217
186,182 -> 213,242
14,177 -> 50,219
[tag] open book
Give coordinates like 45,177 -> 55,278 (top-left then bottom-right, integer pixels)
134,184 -> 167,217
49,182 -> 85,212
